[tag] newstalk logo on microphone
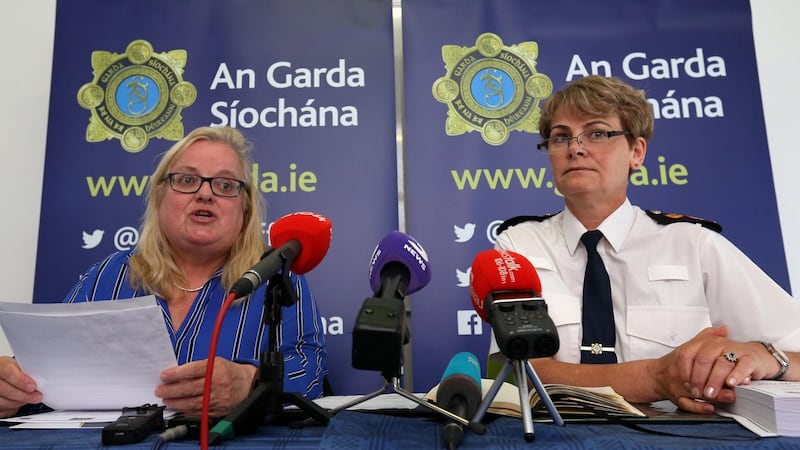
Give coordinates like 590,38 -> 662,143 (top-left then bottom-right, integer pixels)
494,249 -> 522,284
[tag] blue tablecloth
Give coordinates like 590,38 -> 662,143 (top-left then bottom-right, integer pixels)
323,411 -> 799,450
2,410 -> 800,449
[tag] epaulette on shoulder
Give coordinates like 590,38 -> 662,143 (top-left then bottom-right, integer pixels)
645,210 -> 722,233
497,213 -> 558,236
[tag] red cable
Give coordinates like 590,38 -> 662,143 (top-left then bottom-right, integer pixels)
200,291 -> 237,450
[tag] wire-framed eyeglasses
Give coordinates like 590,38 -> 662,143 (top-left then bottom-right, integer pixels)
536,130 -> 629,152
163,173 -> 246,198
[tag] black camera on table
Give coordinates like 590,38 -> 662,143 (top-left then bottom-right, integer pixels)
102,403 -> 165,445
487,291 -> 559,360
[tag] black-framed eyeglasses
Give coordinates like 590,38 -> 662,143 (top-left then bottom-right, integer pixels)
536,130 -> 629,152
163,173 -> 246,198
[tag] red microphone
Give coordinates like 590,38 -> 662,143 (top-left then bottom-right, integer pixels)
469,249 -> 542,322
203,212 -> 331,446
270,212 -> 332,274
229,212 -> 332,298
469,249 -> 558,360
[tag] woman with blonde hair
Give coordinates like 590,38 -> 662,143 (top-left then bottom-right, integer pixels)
0,126 -> 327,418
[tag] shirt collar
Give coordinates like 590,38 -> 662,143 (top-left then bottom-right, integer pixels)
563,198 -> 634,255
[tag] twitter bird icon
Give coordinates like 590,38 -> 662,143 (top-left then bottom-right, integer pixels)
82,229 -> 104,249
456,267 -> 471,287
454,223 -> 475,243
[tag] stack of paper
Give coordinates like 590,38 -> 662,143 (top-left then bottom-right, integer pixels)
720,381 -> 800,437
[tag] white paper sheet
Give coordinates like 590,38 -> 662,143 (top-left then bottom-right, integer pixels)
306,393 -> 425,411
0,408 -> 178,429
0,296 -> 178,410
0,409 -> 130,428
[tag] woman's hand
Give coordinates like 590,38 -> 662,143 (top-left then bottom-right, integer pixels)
156,357 -> 257,417
0,356 -> 42,418
652,326 -> 775,413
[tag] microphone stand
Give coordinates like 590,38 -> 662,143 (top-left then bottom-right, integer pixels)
472,357 -> 564,442
337,280 -> 485,435
333,292 -> 485,435
208,263 -> 330,445
327,367 -> 486,436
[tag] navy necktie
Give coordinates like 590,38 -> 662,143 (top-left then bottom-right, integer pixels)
580,230 -> 617,364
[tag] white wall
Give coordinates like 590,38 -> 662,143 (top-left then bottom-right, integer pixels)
751,1 -> 800,295
0,2 -> 56,354
0,1 -> 798,356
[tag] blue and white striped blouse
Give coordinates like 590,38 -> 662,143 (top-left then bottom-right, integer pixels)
63,249 -> 328,399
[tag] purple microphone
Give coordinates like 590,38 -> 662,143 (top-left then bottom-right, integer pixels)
368,230 -> 431,298
352,231 -> 431,375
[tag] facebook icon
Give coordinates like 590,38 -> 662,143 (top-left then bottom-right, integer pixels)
457,310 -> 483,335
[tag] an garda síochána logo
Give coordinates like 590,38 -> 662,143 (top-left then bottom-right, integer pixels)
77,39 -> 197,153
432,33 -> 552,146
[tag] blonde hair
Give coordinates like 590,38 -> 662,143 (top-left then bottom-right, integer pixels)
128,126 -> 267,294
539,75 -> 654,145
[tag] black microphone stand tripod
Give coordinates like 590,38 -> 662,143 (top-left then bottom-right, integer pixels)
472,356 -> 564,442
330,293 -> 485,435
208,260 -> 330,444
328,365 -> 485,435
470,293 -> 565,441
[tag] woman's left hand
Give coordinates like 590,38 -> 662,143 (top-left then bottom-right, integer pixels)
678,327 -> 776,404
156,357 -> 257,417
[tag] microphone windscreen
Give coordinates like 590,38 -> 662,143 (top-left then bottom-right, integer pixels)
269,212 -> 332,274
368,231 -> 431,295
469,249 -> 541,321
435,352 -> 482,418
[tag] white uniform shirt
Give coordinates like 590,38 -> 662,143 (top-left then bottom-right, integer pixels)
490,199 -> 800,363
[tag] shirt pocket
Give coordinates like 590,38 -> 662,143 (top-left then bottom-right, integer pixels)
542,291 -> 582,363
626,305 -> 711,360
648,264 -> 690,281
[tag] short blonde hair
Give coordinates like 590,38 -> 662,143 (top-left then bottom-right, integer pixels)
539,75 -> 654,146
128,126 -> 267,294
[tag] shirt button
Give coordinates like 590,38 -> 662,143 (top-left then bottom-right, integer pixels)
668,331 -> 678,342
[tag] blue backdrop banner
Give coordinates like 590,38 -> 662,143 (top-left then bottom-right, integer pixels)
36,0 -> 787,395
36,0 -> 397,396
401,0 -> 787,391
